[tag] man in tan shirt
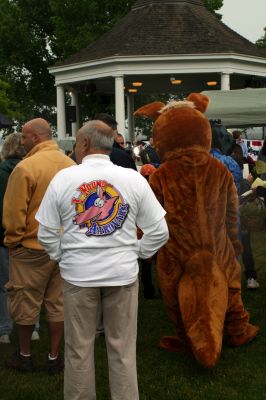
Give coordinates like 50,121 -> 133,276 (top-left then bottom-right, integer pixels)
3,118 -> 75,374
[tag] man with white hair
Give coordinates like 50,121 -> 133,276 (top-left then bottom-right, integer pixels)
36,120 -> 169,400
3,118 -> 75,374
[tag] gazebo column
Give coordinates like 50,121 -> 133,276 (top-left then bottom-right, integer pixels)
115,75 -> 126,134
221,73 -> 230,91
70,89 -> 79,138
56,84 -> 66,139
127,93 -> 135,144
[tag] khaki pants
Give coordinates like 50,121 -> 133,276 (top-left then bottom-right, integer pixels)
63,280 -> 139,400
7,246 -> 63,324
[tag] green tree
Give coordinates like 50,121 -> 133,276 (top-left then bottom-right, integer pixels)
204,0 -> 223,17
0,0 -> 224,125
0,0 -> 56,123
256,27 -> 266,48
0,78 -> 18,118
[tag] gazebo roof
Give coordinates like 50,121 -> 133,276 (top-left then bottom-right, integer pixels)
58,0 -> 266,67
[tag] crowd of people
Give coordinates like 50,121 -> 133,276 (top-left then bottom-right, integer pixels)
0,111 -> 265,399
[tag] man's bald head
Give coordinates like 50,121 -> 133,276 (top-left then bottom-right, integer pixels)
22,118 -> 52,153
75,120 -> 114,164
23,118 -> 51,138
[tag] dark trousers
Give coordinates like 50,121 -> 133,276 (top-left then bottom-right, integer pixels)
241,230 -> 257,279
139,258 -> 155,299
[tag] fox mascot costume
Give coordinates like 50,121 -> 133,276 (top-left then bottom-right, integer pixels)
134,93 -> 258,368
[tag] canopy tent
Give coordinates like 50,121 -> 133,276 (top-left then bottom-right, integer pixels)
202,88 -> 266,128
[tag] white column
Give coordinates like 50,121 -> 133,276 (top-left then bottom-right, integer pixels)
127,93 -> 135,144
56,85 -> 66,139
70,90 -> 79,138
221,73 -> 230,91
115,76 -> 125,134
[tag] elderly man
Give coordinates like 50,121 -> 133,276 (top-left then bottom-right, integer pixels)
36,120 -> 169,400
94,113 -> 137,170
3,118 -> 75,374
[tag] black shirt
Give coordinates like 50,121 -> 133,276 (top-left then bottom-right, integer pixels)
110,142 -> 137,170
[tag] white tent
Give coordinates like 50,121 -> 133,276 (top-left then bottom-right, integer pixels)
202,88 -> 266,128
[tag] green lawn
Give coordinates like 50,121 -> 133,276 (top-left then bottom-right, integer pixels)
1,232 -> 266,400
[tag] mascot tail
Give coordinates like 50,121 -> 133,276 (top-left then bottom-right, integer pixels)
178,251 -> 228,368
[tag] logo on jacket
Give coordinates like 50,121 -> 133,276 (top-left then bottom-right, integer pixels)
72,180 -> 129,236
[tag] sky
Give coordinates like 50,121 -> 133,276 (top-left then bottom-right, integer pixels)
220,0 -> 266,43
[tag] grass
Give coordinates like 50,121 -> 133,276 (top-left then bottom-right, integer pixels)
1,231 -> 266,400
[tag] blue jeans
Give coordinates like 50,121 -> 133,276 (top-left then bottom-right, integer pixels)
0,246 -> 13,335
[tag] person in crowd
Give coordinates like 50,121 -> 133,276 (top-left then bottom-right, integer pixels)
232,130 -> 248,161
210,126 -> 242,194
230,143 -> 260,289
257,139 -> 266,181
69,143 -> 76,162
0,133 -> 25,344
3,118 -> 75,374
115,133 -> 125,149
93,113 -> 137,335
256,185 -> 266,207
211,130 -> 259,289
36,120 -> 169,400
124,141 -> 136,160
0,133 -> 40,344
139,137 -> 161,167
139,163 -> 157,299
209,119 -> 233,155
94,113 -> 137,170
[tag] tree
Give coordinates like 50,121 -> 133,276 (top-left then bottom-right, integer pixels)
0,0 -> 224,126
204,0 -> 223,18
0,78 -> 20,118
256,27 -> 266,49
0,0 -> 57,124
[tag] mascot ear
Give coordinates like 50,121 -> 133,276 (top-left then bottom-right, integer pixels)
134,101 -> 165,121
187,93 -> 209,114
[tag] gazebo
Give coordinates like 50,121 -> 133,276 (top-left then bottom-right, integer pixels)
49,0 -> 266,140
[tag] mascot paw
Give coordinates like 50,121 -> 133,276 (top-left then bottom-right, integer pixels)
226,324 -> 259,346
159,336 -> 191,354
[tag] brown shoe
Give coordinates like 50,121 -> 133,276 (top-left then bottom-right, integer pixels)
47,355 -> 64,376
5,351 -> 34,373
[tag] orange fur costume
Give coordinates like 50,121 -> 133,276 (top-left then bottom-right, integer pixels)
134,93 -> 259,368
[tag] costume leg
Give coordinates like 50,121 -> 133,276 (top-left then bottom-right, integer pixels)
63,281 -> 98,400
103,280 -> 139,400
156,252 -> 189,349
224,280 -> 259,345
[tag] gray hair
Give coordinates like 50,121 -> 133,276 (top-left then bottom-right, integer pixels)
1,132 -> 25,160
81,120 -> 114,152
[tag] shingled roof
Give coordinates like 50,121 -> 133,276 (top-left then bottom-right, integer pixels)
57,0 -> 266,67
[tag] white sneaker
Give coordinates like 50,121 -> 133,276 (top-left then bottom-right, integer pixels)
0,334 -> 11,344
247,278 -> 260,289
31,331 -> 40,341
